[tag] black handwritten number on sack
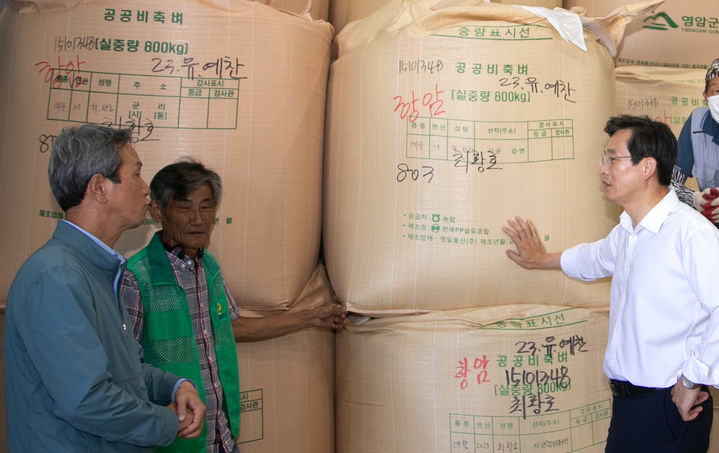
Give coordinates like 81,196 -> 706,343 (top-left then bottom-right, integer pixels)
151,57 -> 176,75
39,134 -> 57,153
396,163 -> 434,183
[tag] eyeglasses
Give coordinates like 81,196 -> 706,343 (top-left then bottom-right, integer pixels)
599,152 -> 632,168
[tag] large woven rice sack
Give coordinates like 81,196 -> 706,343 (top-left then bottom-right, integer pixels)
329,0 -> 562,35
323,1 -> 641,315
328,0 -> 389,34
565,0 -> 716,69
492,0 -> 561,6
615,66 -> 706,137
236,264 -> 336,452
255,0 -> 328,20
336,305 -> 611,453
0,0 -> 332,310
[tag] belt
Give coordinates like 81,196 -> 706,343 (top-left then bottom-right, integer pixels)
609,379 -> 663,397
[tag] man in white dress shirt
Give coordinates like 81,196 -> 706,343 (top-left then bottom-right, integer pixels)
503,115 -> 719,452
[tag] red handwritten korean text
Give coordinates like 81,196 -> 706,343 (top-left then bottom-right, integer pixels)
35,55 -> 87,89
455,354 -> 490,390
393,83 -> 446,123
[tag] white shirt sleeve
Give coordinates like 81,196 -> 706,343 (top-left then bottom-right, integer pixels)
679,223 -> 719,386
560,227 -> 619,282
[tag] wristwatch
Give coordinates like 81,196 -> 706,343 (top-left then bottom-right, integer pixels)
681,375 -> 698,390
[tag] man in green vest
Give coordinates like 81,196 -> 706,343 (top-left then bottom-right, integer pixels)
120,159 -> 347,453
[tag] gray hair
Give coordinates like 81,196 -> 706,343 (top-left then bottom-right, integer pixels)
48,124 -> 132,211
150,158 -> 222,211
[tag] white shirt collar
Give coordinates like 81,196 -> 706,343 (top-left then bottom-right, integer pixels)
618,187 -> 676,235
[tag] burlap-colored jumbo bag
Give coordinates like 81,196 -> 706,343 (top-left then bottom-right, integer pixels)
236,265 -> 336,453
324,1 -> 643,314
565,0 -> 715,69
336,305 -> 611,452
0,0 -> 332,310
615,66 -> 706,137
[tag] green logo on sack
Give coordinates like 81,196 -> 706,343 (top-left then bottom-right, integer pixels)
642,12 -> 679,31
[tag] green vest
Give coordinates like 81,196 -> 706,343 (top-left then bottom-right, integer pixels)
127,233 -> 240,453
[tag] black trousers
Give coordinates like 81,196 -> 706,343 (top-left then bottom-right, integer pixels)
605,386 -> 713,453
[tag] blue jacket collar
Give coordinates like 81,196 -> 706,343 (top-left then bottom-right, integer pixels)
54,220 -> 126,279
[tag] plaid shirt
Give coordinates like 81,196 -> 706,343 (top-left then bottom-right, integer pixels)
120,246 -> 240,453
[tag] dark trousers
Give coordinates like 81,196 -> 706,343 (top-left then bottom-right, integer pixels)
605,386 -> 713,453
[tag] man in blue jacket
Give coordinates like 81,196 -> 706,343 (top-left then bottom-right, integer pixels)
4,124 -> 206,452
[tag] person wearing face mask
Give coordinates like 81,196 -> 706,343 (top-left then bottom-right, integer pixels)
671,57 -> 719,225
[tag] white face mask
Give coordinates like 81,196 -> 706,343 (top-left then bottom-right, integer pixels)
707,94 -> 719,123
